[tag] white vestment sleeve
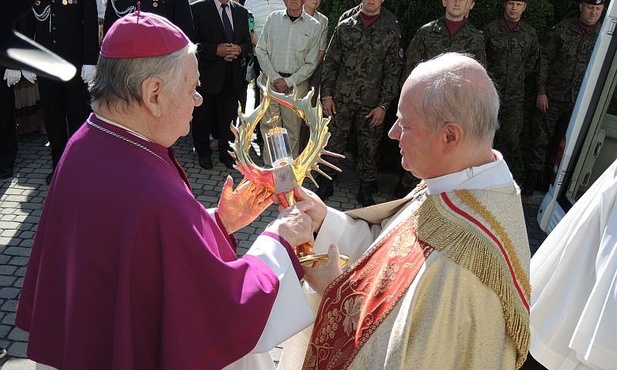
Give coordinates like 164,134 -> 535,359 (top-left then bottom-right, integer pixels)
313,207 -> 384,262
568,178 -> 617,369
245,235 -> 314,354
223,353 -> 276,370
530,159 -> 617,370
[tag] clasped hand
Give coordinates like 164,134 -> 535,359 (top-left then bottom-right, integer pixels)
266,205 -> 314,248
274,187 -> 343,294
273,78 -> 292,94
217,42 -> 241,62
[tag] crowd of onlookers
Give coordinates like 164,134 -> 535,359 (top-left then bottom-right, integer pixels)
0,0 -> 607,205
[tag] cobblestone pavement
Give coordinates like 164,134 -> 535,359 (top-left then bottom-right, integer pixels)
0,127 -> 547,369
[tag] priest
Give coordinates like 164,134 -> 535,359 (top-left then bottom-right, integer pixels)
279,52 -> 531,370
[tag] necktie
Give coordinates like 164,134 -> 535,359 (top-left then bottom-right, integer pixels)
221,3 -> 233,42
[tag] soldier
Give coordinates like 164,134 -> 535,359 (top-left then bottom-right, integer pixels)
524,0 -> 605,195
484,0 -> 539,178
404,0 -> 485,78
103,0 -> 195,38
20,0 -> 99,184
315,0 -> 403,206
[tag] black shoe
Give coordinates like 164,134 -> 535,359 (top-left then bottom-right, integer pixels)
357,181 -> 376,207
220,158 -> 235,170
199,157 -> 213,170
45,171 -> 54,185
0,168 -> 13,180
368,180 -> 379,194
314,178 -> 334,201
394,183 -> 412,198
522,171 -> 538,196
357,190 -> 375,207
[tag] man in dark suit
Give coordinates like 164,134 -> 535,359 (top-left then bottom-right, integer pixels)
191,0 -> 251,169
20,0 -> 99,184
104,0 -> 195,39
0,67 -> 18,180
1,0 -> 79,182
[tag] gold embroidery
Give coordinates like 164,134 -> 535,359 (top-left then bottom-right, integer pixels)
455,189 -> 531,301
387,228 -> 415,258
415,192 -> 530,368
314,308 -> 341,344
305,213 -> 432,370
342,296 -> 363,335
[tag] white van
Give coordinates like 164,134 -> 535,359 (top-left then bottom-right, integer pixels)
537,0 -> 617,233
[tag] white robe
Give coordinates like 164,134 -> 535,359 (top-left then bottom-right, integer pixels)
530,159 -> 617,370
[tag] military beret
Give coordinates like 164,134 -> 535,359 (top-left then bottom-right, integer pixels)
580,0 -> 605,4
101,11 -> 189,58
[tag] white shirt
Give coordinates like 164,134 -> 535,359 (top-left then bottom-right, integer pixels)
255,9 -> 321,86
216,0 -> 235,30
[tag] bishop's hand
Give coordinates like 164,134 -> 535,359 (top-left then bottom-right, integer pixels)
266,205 -> 314,248
217,176 -> 273,234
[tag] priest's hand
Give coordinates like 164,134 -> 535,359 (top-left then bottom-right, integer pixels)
266,205 -> 314,247
292,186 -> 327,233
302,244 -> 343,295
218,176 -> 273,234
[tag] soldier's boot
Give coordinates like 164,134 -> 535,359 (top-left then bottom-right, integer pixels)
314,176 -> 334,201
357,181 -> 376,207
394,172 -> 419,198
522,170 -> 540,196
368,180 -> 379,194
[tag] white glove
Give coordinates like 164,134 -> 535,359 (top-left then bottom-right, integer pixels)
21,70 -> 37,84
3,69 -> 21,86
81,65 -> 96,84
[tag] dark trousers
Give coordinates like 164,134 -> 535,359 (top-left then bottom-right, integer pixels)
252,57 -> 262,107
192,68 -> 238,164
529,99 -> 573,173
38,74 -> 89,169
494,98 -> 524,165
518,354 -> 548,370
0,73 -> 18,172
324,103 -> 383,182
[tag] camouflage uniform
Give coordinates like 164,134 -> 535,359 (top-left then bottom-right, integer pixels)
529,17 -> 600,174
320,6 -> 403,184
404,17 -> 486,79
484,18 -> 539,170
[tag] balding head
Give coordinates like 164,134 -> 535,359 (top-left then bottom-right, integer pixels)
389,52 -> 500,179
404,52 -> 500,145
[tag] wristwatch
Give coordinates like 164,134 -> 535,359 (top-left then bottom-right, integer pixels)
378,103 -> 388,111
